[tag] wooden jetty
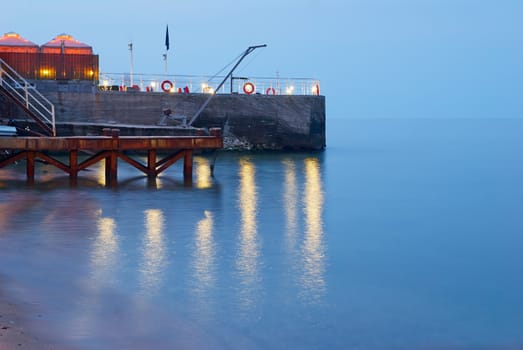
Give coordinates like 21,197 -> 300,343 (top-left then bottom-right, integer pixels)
0,128 -> 223,186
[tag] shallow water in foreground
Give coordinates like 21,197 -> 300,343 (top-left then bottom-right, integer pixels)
1,118 -> 522,349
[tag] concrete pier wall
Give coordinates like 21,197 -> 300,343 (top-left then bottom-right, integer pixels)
1,81 -> 326,150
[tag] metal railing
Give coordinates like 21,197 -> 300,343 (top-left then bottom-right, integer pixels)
98,72 -> 321,96
0,58 -> 56,136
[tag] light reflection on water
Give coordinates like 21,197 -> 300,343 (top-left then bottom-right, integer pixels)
301,157 -> 326,304
91,214 -> 119,284
236,157 -> 261,312
193,210 -> 215,287
195,156 -> 213,189
94,160 -> 107,186
140,209 -> 166,295
283,159 -> 298,253
68,213 -> 120,339
191,210 -> 216,317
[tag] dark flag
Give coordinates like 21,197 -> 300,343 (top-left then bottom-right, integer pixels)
165,25 -> 170,51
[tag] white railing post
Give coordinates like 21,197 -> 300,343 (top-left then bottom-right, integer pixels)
25,81 -> 29,108
51,104 -> 56,136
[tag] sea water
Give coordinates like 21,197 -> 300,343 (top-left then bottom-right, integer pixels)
1,118 -> 522,349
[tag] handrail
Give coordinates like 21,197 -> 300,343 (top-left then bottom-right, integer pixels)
98,72 -> 321,96
0,58 -> 56,136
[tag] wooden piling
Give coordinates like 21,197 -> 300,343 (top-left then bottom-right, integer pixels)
184,149 -> 193,179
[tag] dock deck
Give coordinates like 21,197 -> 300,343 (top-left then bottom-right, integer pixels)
0,128 -> 223,186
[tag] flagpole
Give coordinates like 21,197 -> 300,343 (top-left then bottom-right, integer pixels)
128,42 -> 134,87
164,25 -> 170,76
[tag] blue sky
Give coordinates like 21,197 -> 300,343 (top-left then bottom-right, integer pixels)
3,0 -> 522,118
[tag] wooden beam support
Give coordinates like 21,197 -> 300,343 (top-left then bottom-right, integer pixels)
118,152 -> 149,175
0,151 -> 27,168
155,150 -> 185,175
77,151 -> 110,171
36,152 -> 70,173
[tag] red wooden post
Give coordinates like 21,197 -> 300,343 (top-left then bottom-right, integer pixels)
209,128 -> 221,137
147,149 -> 157,177
26,151 -> 35,181
108,150 -> 118,186
69,149 -> 78,179
111,129 -> 120,138
104,129 -> 120,186
183,149 -> 193,180
105,155 -> 111,184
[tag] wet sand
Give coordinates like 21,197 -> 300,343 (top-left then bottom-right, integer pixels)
0,283 -> 69,350
0,290 -> 41,349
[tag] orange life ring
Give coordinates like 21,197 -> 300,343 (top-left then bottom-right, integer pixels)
161,80 -> 173,92
266,87 -> 276,95
243,82 -> 255,95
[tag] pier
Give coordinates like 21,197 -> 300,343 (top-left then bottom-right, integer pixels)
0,128 -> 223,186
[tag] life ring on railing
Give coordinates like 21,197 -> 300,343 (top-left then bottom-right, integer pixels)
161,80 -> 173,92
243,82 -> 255,95
266,87 -> 276,95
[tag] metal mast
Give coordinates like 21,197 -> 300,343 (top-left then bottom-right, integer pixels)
187,44 -> 266,127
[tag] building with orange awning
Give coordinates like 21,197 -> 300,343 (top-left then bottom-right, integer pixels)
0,32 -> 98,81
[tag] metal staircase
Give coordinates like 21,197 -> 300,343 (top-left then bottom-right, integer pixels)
0,58 -> 56,136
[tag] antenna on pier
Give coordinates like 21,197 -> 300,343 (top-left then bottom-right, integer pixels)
187,44 -> 266,127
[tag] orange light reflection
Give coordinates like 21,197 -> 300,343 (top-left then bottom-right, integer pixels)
139,209 -> 166,294
91,213 -> 119,277
301,157 -> 326,304
283,159 -> 299,254
195,156 -> 212,189
192,210 -> 215,296
236,158 -> 260,310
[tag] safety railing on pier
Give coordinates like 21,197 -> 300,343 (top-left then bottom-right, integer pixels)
0,58 -> 56,136
98,72 -> 321,96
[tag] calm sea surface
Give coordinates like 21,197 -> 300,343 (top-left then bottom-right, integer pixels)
1,118 -> 522,349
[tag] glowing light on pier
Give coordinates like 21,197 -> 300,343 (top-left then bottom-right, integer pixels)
311,84 -> 320,95
201,83 -> 214,94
